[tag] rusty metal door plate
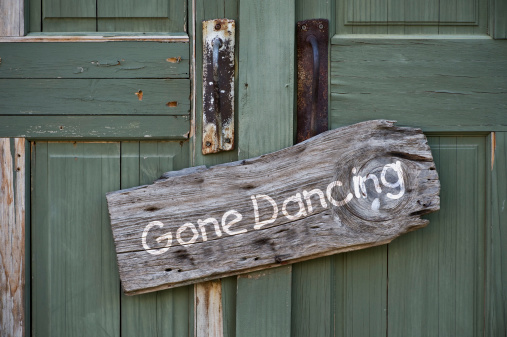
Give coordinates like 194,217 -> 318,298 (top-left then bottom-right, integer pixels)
202,19 -> 235,155
296,19 -> 329,143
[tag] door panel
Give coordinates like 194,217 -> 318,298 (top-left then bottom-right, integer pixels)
388,136 -> 485,337
31,0 -> 186,32
119,141 -> 192,337
289,136 -> 487,336
32,142 -> 121,337
31,141 -> 193,337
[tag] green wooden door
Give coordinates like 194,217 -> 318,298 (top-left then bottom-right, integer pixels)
31,141 -> 194,337
3,0 -> 505,335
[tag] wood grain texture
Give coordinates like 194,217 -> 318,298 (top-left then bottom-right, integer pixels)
237,0 -> 294,157
235,0 -> 294,333
388,136 -> 485,337
335,0 -> 487,35
0,0 -> 24,36
120,141 -> 193,337
195,280 -> 223,337
235,268 -> 292,337
334,246 -> 387,337
31,142 -> 121,337
487,132 -> 507,336
29,0 -> 186,32
42,0 -> 95,32
490,0 -> 507,39
107,120 -> 440,295
330,39 -> 507,131
291,257 -> 334,337
0,33 -> 188,42
0,79 -> 190,116
0,138 -> 25,337
0,42 -> 189,79
97,0 -> 186,33
0,115 -> 189,139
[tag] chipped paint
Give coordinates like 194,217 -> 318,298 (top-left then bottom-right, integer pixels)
166,56 -> 182,63
166,101 -> 178,107
202,19 -> 235,155
135,90 -> 143,101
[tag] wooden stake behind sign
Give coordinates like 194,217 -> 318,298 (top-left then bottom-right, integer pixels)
107,120 -> 440,295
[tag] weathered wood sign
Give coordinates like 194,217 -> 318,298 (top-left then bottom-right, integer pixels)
107,120 -> 440,295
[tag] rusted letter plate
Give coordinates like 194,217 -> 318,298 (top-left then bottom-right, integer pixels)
296,19 -> 329,143
202,19 -> 235,154
107,120 -> 440,295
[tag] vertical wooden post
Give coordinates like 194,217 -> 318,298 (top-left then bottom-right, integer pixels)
487,132 -> 507,336
236,0 -> 294,336
0,138 -> 26,337
193,0 -> 239,336
195,280 -> 224,337
0,0 -> 25,36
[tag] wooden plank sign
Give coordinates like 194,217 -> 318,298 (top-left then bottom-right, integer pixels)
107,120 -> 440,295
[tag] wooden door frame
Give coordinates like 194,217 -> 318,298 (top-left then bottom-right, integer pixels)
1,138 -> 28,337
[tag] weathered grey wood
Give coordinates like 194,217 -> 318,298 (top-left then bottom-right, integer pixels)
0,138 -> 25,337
0,0 -> 24,36
195,280 -> 224,336
107,120 -> 440,295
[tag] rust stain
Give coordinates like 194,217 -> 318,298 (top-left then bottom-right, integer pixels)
202,18 -> 235,155
491,132 -> 496,171
166,57 -> 182,63
202,124 -> 218,155
135,90 -> 143,101
166,101 -> 178,107
296,19 -> 329,143
1,140 -> 13,206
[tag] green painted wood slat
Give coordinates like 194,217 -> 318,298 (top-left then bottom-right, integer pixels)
236,268 -> 292,337
40,0 -> 96,32
0,42 -> 189,79
235,0 -> 294,336
334,0 -> 488,35
486,132 -> 507,336
388,136 -> 485,337
0,116 -> 190,139
334,246 -> 387,337
0,79 -> 190,116
29,0 -> 186,32
97,0 -> 187,32
31,142 -> 121,337
291,258 -> 334,337
490,0 -> 507,39
120,141 -> 193,337
330,39 -> 507,131
191,1 -> 239,337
